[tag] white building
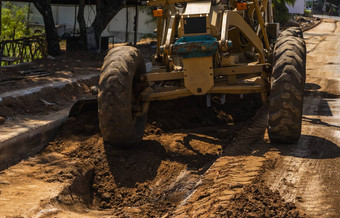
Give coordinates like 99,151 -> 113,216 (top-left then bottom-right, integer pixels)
12,2 -> 156,43
286,0 -> 306,14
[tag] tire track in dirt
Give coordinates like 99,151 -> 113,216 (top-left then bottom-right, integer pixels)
171,108 -> 269,217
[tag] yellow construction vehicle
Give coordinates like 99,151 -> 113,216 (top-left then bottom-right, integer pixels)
75,0 -> 306,146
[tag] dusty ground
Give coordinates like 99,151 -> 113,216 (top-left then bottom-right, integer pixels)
0,18 -> 339,217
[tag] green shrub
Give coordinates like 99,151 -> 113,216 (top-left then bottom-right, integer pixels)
304,9 -> 312,17
1,2 -> 32,40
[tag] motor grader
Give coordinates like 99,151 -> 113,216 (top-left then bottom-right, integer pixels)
74,0 -> 306,146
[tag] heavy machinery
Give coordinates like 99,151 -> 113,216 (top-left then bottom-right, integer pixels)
77,0 -> 306,146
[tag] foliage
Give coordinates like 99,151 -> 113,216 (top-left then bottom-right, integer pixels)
304,9 -> 312,17
327,0 -> 340,6
272,0 -> 295,24
1,2 -> 32,40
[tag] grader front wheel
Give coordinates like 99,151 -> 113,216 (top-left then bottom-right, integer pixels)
98,46 -> 148,147
268,30 -> 306,144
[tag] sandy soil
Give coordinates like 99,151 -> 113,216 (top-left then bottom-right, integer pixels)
0,19 -> 339,217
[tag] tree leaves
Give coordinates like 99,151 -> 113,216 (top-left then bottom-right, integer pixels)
1,2 -> 32,40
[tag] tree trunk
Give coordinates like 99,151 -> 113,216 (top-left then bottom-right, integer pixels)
90,0 -> 124,47
77,0 -> 86,49
32,0 -> 60,56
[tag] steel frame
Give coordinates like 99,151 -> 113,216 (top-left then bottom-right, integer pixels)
142,0 -> 273,103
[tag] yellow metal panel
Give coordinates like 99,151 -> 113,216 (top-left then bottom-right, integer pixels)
140,86 -> 191,101
183,0 -> 211,15
220,10 -> 265,62
183,56 -> 214,95
145,71 -> 184,82
253,0 -> 270,51
221,55 -> 239,66
209,81 -> 265,94
214,64 -> 266,76
165,15 -> 176,53
156,17 -> 163,57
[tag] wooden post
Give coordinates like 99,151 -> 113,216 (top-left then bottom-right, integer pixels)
125,7 -> 129,42
73,4 -> 77,37
134,3 -> 139,45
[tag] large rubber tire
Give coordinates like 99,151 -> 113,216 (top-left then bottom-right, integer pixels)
268,34 -> 306,144
274,39 -> 306,84
98,46 -> 148,147
278,27 -> 304,39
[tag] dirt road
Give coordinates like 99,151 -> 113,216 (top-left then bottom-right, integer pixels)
264,19 -> 340,217
0,19 -> 339,217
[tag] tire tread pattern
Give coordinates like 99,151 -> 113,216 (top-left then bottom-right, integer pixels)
98,46 -> 147,147
268,28 -> 306,144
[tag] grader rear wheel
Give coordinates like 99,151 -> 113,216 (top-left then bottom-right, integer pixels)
277,27 -> 304,39
98,46 -> 148,147
268,31 -> 306,144
276,28 -> 306,84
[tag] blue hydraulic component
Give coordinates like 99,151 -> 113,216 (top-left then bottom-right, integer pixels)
172,35 -> 219,58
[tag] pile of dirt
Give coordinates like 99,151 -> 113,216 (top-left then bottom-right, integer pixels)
0,50 -> 103,77
216,179 -> 305,217
44,114 -> 214,216
0,50 -> 103,120
280,16 -> 320,32
0,77 -> 97,118
215,160 -> 306,217
297,16 -> 321,31
35,93 -> 260,216
40,96 -> 304,217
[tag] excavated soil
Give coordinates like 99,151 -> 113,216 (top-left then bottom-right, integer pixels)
0,50 -> 102,123
4,94 -> 300,217
0,51 -> 102,94
0,77 -> 97,118
214,160 -> 305,217
42,95 -> 261,215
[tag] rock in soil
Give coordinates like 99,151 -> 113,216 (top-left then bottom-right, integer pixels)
0,116 -> 5,124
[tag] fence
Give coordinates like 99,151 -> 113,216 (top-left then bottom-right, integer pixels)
0,35 -> 47,66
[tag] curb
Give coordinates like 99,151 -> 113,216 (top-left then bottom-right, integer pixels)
0,73 -> 99,171
0,115 -> 67,171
